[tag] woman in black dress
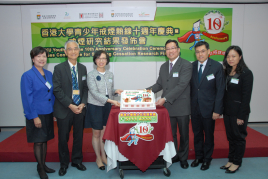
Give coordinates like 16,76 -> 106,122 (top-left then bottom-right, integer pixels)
221,46 -> 253,173
20,47 -> 55,179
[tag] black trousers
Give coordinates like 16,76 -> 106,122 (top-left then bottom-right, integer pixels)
191,104 -> 215,162
170,115 -> 190,162
223,114 -> 249,166
57,111 -> 85,168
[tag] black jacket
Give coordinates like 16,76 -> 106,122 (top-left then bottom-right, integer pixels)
223,68 -> 253,120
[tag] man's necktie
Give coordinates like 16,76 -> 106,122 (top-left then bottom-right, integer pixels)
170,63 -> 173,73
198,64 -> 203,83
72,66 -> 80,105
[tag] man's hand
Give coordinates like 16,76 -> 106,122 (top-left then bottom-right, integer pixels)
212,112 -> 220,120
155,98 -> 165,106
78,103 -> 85,113
34,117 -> 42,128
69,104 -> 81,114
237,119 -> 244,125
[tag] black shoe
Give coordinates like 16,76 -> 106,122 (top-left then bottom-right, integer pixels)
99,166 -> 105,170
191,159 -> 203,167
220,165 -> 230,170
180,161 -> 189,169
225,166 -> 240,173
172,157 -> 180,163
44,167 -> 55,173
71,163 -> 86,171
37,164 -> 56,173
37,169 -> 48,179
58,167 -> 67,176
200,161 -> 210,170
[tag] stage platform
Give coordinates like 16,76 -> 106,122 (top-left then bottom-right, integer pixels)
1,119 -> 268,162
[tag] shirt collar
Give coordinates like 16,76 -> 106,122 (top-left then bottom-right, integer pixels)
198,58 -> 208,68
169,56 -> 179,65
68,60 -> 77,70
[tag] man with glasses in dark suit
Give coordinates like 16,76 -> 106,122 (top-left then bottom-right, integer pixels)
147,39 -> 192,169
190,41 -> 225,170
53,40 -> 88,176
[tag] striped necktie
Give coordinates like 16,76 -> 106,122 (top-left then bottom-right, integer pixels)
71,66 -> 80,105
170,63 -> 173,73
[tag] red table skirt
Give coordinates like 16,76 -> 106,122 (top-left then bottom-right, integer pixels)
103,106 -> 175,172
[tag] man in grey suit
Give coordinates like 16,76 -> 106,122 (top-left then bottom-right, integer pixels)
53,40 -> 88,176
147,39 -> 192,169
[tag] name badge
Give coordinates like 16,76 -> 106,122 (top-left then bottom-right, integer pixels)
45,81 -> 52,89
82,75 -> 86,80
73,90 -> 80,95
206,74 -> 215,81
173,72 -> 179,77
231,78 -> 239,84
109,78 -> 113,83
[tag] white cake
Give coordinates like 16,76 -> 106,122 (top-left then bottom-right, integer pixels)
120,90 -> 156,110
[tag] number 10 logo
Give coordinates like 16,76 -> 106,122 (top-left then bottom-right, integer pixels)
204,11 -> 225,34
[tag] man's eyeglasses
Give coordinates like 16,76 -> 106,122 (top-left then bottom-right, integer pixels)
67,47 -> 79,52
166,47 -> 177,51
195,50 -> 207,55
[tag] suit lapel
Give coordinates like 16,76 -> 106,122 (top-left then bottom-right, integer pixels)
192,61 -> 199,85
64,60 -> 72,84
77,63 -> 83,90
198,58 -> 211,87
31,66 -> 47,85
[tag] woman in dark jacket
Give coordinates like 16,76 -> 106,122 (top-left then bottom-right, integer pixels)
221,46 -> 253,173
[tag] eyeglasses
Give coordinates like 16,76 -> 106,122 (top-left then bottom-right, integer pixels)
97,58 -> 107,62
67,47 -> 79,51
166,47 -> 177,51
195,50 -> 207,55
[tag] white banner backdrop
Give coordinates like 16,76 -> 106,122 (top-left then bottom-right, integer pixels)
30,7 -> 156,22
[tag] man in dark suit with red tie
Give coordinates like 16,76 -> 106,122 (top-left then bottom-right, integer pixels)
53,40 -> 88,176
190,41 -> 225,170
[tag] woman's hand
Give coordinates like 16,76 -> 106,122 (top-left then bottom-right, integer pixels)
107,99 -> 120,106
115,89 -> 123,95
237,119 -> 244,125
112,100 -> 121,107
34,117 -> 42,128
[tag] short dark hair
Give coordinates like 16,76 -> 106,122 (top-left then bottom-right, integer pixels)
223,45 -> 248,75
165,39 -> 179,48
30,46 -> 48,59
194,41 -> 209,50
93,50 -> 110,65
30,46 -> 48,65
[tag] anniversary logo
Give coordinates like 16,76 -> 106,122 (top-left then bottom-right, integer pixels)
118,112 -> 157,146
178,10 -> 229,56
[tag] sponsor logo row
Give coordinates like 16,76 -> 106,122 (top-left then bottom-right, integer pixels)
36,11 -> 150,20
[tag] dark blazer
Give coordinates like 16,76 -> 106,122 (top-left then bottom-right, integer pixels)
53,60 -> 88,119
190,58 -> 225,118
21,66 -> 55,120
148,57 -> 192,116
223,68 -> 253,120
